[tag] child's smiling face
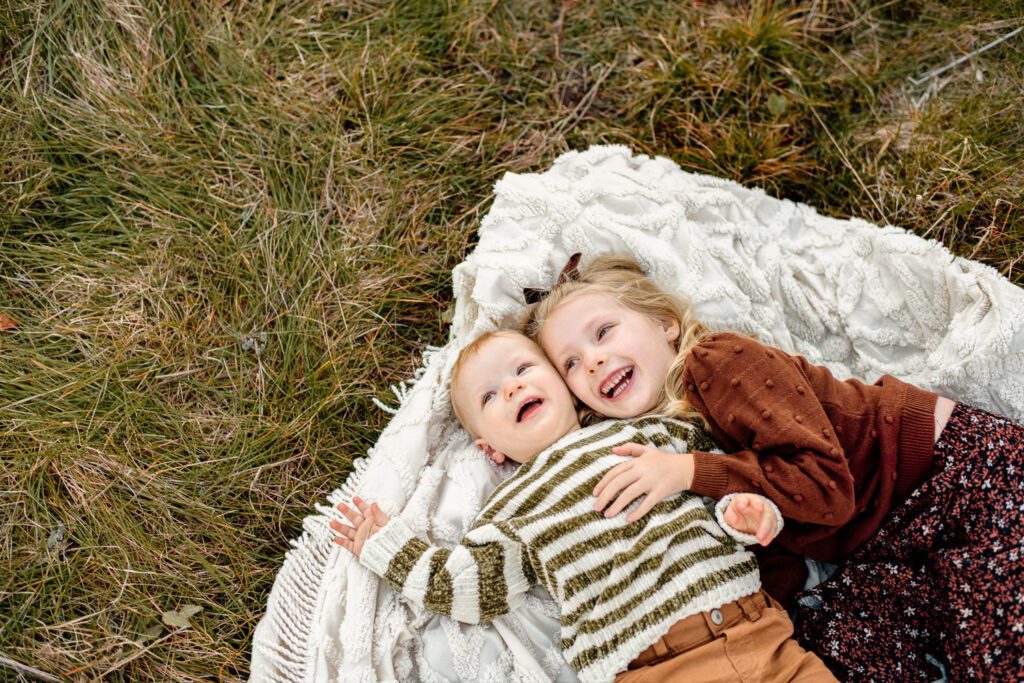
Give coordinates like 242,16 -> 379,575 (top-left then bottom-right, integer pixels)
452,333 -> 580,465
539,290 -> 680,419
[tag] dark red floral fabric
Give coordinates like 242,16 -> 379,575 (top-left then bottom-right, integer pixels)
795,403 -> 1024,681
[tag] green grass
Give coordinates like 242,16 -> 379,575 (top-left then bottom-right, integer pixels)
1,1 -> 1021,680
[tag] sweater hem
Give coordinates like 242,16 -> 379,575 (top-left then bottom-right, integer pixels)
571,576 -> 762,683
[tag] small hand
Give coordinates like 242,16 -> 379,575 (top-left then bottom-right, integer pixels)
593,444 -> 694,523
331,496 -> 389,557
723,494 -> 777,546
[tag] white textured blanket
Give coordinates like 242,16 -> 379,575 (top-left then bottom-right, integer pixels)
250,145 -> 1024,683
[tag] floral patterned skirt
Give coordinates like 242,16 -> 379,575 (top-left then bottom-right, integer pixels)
795,403 -> 1024,682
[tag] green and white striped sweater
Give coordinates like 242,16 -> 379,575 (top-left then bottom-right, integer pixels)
360,417 -> 779,683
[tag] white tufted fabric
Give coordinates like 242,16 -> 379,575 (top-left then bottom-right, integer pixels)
250,145 -> 1024,683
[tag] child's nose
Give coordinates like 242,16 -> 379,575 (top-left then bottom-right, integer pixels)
584,352 -> 605,373
503,377 -> 525,398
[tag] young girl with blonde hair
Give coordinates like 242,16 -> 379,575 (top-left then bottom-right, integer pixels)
525,254 -> 1024,682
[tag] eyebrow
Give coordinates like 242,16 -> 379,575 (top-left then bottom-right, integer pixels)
475,352 -> 530,395
551,313 -> 602,358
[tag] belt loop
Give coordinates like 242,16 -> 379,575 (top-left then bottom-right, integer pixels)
652,636 -> 670,661
739,592 -> 764,622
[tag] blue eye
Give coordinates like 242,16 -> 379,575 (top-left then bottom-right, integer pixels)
564,358 -> 578,372
516,364 -> 530,375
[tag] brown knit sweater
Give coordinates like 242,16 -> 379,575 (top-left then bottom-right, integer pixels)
682,332 -> 938,563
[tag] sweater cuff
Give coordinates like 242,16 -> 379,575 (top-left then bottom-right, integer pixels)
690,451 -> 729,500
895,384 -> 939,501
359,517 -> 419,578
714,494 -> 785,546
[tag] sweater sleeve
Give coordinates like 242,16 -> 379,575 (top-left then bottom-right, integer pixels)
359,517 -> 536,624
682,334 -> 856,527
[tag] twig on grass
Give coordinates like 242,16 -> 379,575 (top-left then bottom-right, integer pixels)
94,630 -> 181,679
909,25 -> 1023,85
0,651 -> 61,683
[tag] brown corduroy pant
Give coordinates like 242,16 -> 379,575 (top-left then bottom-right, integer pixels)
615,590 -> 836,683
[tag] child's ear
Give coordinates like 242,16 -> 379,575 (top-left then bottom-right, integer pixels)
660,318 -> 681,344
474,438 -> 507,465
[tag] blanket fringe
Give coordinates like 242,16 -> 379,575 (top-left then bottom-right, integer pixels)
371,345 -> 444,415
254,344 -> 447,682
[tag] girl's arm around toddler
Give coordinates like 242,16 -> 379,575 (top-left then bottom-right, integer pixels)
682,333 -> 857,525
597,335 -> 856,528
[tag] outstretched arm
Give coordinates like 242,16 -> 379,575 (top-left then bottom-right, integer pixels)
331,498 -> 535,624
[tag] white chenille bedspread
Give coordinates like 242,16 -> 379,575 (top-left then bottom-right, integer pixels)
250,145 -> 1024,682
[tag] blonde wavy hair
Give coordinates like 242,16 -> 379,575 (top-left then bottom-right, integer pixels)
522,255 -> 709,425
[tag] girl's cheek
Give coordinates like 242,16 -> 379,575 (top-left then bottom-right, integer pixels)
567,377 -> 588,399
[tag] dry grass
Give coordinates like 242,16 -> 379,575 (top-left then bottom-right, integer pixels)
1,0 -> 1022,680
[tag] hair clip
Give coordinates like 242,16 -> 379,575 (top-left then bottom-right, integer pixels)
522,252 -> 582,305
556,252 -> 582,285
522,287 -> 547,305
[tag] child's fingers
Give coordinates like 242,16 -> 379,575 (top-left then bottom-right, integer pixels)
336,502 -> 363,526
605,481 -> 647,518
594,469 -> 640,511
352,496 -> 372,516
730,498 -> 748,529
594,465 -> 636,508
734,496 -> 748,514
728,497 -> 760,534
724,504 -> 739,527
606,444 -> 647,458
357,520 -> 380,551
330,520 -> 357,539
370,503 -> 389,526
627,493 -> 659,523
726,500 -> 750,530
594,461 -> 631,498
756,507 -> 775,545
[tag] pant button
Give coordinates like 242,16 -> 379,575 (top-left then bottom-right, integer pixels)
710,609 -> 724,625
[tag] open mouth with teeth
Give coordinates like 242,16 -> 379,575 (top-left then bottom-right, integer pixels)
601,367 -> 634,399
517,398 -> 543,422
